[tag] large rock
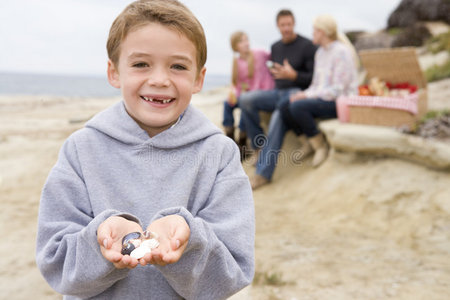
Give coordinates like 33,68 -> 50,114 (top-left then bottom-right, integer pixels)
320,119 -> 450,170
353,31 -> 395,51
391,23 -> 431,47
388,0 -> 450,28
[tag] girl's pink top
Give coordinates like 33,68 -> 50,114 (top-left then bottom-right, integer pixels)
234,49 -> 275,97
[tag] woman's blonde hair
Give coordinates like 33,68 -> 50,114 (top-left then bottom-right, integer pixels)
314,14 -> 360,68
230,31 -> 254,86
107,0 -> 207,74
313,14 -> 338,40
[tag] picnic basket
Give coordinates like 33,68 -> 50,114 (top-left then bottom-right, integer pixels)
341,47 -> 428,128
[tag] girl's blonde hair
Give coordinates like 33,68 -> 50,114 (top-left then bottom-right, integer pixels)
230,31 -> 254,86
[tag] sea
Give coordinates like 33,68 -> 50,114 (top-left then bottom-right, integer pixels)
0,72 -> 229,97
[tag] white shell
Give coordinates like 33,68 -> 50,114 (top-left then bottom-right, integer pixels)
141,238 -> 159,249
130,245 -> 151,259
129,238 -> 159,259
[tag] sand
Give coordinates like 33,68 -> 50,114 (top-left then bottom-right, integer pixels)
0,79 -> 449,299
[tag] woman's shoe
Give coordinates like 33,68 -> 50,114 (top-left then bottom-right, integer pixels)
297,134 -> 313,159
308,133 -> 329,168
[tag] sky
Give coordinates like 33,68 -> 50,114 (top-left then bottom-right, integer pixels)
0,0 -> 402,77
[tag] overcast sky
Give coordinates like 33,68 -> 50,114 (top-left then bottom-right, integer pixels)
0,0 -> 401,77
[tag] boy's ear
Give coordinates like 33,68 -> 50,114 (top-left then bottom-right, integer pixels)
107,59 -> 121,88
192,67 -> 206,94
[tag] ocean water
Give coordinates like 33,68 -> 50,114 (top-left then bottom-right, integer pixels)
0,72 -> 229,97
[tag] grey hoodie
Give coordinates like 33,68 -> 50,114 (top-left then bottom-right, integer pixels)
36,101 -> 255,300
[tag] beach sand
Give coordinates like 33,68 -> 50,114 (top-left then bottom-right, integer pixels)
0,80 -> 449,299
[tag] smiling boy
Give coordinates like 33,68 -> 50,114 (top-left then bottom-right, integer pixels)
36,1 -> 254,299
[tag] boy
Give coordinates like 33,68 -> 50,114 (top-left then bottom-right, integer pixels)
35,1 -> 255,299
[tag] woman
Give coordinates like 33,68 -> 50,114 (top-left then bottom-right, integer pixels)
286,15 -> 359,166
222,31 -> 274,158
251,15 -> 358,189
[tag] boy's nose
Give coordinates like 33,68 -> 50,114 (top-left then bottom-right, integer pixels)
147,68 -> 170,87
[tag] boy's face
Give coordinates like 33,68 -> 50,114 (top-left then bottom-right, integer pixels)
107,23 -> 206,137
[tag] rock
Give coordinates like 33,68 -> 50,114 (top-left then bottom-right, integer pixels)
320,119 -> 450,170
353,31 -> 395,51
387,0 -> 450,28
345,31 -> 366,45
416,114 -> 450,141
391,24 -> 432,47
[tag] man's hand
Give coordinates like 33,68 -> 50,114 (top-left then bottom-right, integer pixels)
97,216 -> 143,269
270,59 -> 297,81
139,215 -> 190,267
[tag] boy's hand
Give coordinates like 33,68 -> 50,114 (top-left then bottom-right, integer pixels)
140,215 -> 190,266
97,216 -> 143,269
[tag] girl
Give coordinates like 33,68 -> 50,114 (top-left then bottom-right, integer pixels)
222,31 -> 274,158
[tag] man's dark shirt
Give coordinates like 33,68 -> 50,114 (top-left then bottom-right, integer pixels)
271,34 -> 317,90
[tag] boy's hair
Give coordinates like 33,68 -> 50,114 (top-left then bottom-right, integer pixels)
276,9 -> 295,23
107,0 -> 207,73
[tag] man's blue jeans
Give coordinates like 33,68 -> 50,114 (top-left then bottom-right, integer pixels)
239,88 -> 299,149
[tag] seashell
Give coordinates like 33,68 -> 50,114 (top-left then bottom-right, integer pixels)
142,230 -> 158,240
122,232 -> 141,245
121,232 -> 142,255
141,238 -> 159,249
121,242 -> 136,256
130,245 -> 152,259
121,231 -> 160,257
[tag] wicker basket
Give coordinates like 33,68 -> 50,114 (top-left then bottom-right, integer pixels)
348,47 -> 428,128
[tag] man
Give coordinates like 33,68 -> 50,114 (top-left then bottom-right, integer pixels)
239,9 -> 317,187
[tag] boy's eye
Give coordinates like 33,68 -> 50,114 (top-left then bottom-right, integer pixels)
172,64 -> 187,71
132,62 -> 148,68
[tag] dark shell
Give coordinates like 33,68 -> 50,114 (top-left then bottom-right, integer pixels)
121,242 -> 136,255
122,232 -> 141,245
121,232 -> 142,255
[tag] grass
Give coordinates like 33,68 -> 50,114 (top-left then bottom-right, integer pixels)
387,27 -> 403,36
421,109 -> 450,122
408,109 -> 450,133
426,31 -> 450,54
425,59 -> 450,82
423,30 -> 450,82
253,270 -> 294,286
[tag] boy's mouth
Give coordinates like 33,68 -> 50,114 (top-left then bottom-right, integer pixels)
141,96 -> 175,104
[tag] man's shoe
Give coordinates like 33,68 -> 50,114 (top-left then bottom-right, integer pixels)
224,126 -> 234,140
237,132 -> 250,161
250,174 -> 269,190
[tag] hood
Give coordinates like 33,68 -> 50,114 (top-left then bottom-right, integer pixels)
85,101 -> 222,149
